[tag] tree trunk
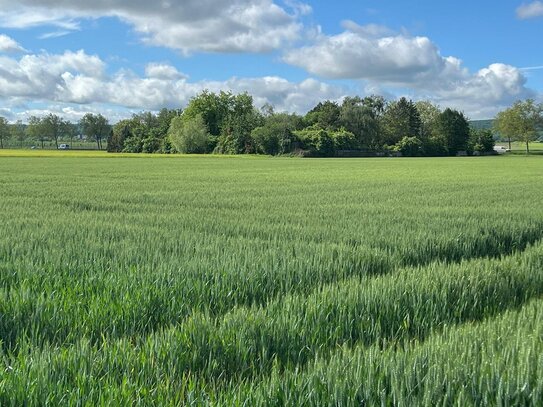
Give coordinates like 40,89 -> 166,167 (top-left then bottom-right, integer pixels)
55,137 -> 59,149
0,137 -> 3,149
41,139 -> 44,149
508,137 -> 512,151
526,140 -> 530,154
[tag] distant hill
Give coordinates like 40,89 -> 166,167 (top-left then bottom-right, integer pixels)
469,119 -> 494,130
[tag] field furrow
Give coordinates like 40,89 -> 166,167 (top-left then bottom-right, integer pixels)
210,297 -> 543,406
1,241 -> 542,404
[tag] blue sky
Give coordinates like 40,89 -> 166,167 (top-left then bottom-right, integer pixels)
0,0 -> 541,122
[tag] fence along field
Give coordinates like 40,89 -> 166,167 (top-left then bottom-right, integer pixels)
0,154 -> 542,405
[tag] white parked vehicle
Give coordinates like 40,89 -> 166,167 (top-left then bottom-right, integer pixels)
58,144 -> 70,150
493,146 -> 508,155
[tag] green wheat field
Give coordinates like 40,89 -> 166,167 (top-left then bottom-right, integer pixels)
1,152 -> 542,405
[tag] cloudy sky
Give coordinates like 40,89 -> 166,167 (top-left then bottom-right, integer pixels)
0,0 -> 542,122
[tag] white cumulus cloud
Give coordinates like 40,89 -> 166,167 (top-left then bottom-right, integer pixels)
283,23 -> 467,87
283,22 -> 537,118
517,1 -> 543,19
0,34 -> 26,53
0,49 -> 347,121
417,63 -> 535,119
145,63 -> 187,80
0,49 -> 105,100
0,0 -> 307,53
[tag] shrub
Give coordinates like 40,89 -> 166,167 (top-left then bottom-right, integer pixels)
330,129 -> 358,150
294,127 -> 335,157
469,129 -> 495,154
169,114 -> 210,154
395,136 -> 423,157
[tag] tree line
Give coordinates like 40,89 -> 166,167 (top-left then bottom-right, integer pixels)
0,113 -> 111,150
111,92 -> 494,157
0,92 -> 541,155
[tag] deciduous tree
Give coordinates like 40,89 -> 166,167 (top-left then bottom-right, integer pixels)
26,116 -> 46,148
0,117 -> 10,149
41,114 -> 68,149
80,113 -> 110,150
251,113 -> 303,155
494,100 -> 542,154
305,101 -> 341,130
11,120 -> 26,148
215,92 -> 262,154
169,114 -> 210,154
340,97 -> 380,149
415,101 -> 441,141
381,97 -> 421,146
